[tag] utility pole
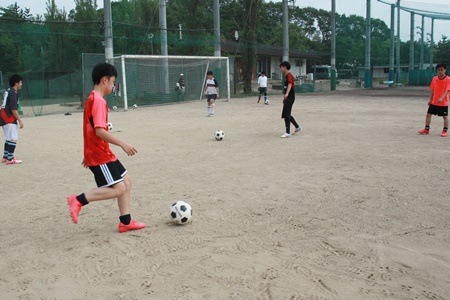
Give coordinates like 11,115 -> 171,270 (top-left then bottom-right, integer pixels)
389,4 -> 395,82
409,12 -> 414,84
159,0 -> 169,93
214,0 -> 221,57
429,18 -> 434,69
396,0 -> 401,83
364,0 -> 372,88
282,0 -> 289,62
104,0 -> 113,62
419,15 -> 424,70
331,0 -> 336,91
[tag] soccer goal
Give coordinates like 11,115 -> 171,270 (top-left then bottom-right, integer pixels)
107,55 -> 230,110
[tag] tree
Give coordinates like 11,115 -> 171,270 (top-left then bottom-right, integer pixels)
241,0 -> 262,93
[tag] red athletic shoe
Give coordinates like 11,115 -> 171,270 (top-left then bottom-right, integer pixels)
118,220 -> 146,233
67,195 -> 82,224
418,128 -> 429,135
441,131 -> 448,137
257,99 -> 260,103
1,158 -> 6,163
5,158 -> 22,164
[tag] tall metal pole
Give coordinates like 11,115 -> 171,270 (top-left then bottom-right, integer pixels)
419,15 -> 424,70
389,4 -> 395,82
214,0 -> 221,57
430,18 -> 434,69
331,0 -> 336,91
159,0 -> 169,93
409,12 -> 414,85
364,0 -> 372,88
104,0 -> 113,61
396,0 -> 401,83
159,0 -> 168,56
282,0 -> 289,62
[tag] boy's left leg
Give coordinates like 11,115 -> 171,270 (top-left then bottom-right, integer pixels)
117,174 -> 146,233
441,116 -> 448,137
210,99 -> 215,115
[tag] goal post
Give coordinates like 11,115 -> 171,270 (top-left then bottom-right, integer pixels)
107,55 -> 230,110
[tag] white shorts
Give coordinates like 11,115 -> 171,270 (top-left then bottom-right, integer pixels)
2,123 -> 19,140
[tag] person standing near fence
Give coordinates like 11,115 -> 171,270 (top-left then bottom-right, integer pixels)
204,71 -> 219,117
1,74 -> 24,164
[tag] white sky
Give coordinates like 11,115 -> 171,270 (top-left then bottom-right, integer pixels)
6,0 -> 450,42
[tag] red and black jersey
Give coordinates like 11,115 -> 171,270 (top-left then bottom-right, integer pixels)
83,91 -> 117,166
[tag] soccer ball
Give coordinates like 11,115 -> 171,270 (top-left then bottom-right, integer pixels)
133,104 -> 138,109
170,201 -> 193,224
215,130 -> 225,141
112,106 -> 118,111
264,99 -> 270,105
108,122 -> 113,131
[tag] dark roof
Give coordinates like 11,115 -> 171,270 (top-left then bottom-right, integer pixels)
221,40 -> 321,60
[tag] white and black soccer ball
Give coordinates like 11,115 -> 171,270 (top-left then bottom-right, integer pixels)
133,104 -> 138,109
170,201 -> 193,224
108,122 -> 113,131
264,99 -> 270,105
112,106 -> 118,111
215,130 -> 225,141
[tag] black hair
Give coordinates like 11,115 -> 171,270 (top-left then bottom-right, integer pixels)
92,63 -> 118,85
261,71 -> 266,75
9,74 -> 23,87
279,61 -> 291,70
207,70 -> 213,76
436,63 -> 447,70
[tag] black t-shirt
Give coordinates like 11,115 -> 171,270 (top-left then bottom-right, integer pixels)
0,88 -> 19,125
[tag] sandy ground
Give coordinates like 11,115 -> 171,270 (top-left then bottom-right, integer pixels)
0,86 -> 449,300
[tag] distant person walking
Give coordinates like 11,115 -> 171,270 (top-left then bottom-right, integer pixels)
279,61 -> 301,138
204,71 -> 219,117
257,71 -> 268,104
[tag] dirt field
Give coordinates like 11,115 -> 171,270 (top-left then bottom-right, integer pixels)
1,86 -> 449,300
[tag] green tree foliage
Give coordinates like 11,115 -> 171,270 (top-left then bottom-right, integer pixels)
1,0 -> 449,88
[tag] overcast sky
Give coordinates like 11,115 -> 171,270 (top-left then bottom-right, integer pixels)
6,0 -> 450,42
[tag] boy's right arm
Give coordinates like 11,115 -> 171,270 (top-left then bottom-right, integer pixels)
95,128 -> 137,156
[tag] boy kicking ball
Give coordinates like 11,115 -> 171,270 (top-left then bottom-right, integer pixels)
67,63 -> 145,233
418,63 -> 450,137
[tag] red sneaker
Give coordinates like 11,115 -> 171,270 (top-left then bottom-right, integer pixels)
5,158 -> 22,164
257,99 -> 260,103
441,131 -> 448,137
118,220 -> 146,233
1,158 -> 6,163
67,195 -> 82,224
418,128 -> 429,135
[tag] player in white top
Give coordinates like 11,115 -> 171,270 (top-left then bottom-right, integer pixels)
257,71 -> 268,104
203,70 -> 219,117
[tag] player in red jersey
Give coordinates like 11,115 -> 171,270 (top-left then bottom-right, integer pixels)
418,63 -> 450,137
67,63 -> 145,233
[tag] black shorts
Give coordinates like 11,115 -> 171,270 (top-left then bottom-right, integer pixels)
427,104 -> 448,117
89,160 -> 127,188
206,94 -> 217,102
259,87 -> 267,95
281,97 -> 295,118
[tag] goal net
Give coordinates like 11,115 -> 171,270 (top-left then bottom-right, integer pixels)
107,55 -> 230,110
